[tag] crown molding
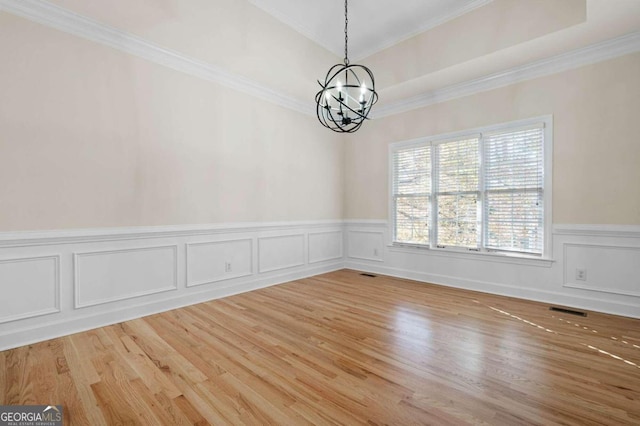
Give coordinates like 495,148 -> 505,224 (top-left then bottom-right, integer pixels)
0,0 -> 314,116
374,31 -> 640,118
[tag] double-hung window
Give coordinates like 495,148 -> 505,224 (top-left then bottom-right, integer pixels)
391,117 -> 551,257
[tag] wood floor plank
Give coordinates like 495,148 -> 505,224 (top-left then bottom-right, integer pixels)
1,269 -> 639,425
91,354 -> 165,425
170,394 -> 211,426
103,327 -> 183,399
66,334 -> 101,385
63,337 -> 108,425
4,345 -> 34,405
0,349 -> 5,405
168,373 -> 231,425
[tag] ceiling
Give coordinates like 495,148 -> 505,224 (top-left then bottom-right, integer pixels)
247,0 -> 491,60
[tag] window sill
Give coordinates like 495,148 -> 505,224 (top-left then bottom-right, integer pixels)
388,243 -> 554,267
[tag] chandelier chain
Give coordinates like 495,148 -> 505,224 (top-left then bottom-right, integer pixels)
344,0 -> 349,64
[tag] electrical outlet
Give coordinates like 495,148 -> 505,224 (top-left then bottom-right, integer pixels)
575,268 -> 586,281
225,262 -> 232,273
373,248 -> 379,257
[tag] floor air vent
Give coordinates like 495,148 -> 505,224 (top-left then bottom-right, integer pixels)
549,306 -> 587,317
360,273 -> 377,278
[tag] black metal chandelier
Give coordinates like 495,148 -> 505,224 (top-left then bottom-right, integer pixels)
315,0 -> 378,133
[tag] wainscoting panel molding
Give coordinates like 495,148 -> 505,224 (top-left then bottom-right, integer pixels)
186,239 -> 253,287
74,245 -> 178,308
347,230 -> 385,262
308,231 -> 343,264
0,255 -> 59,324
258,234 -> 305,273
0,221 -> 343,351
563,243 -> 640,297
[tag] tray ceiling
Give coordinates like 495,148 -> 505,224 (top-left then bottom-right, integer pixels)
247,0 -> 491,60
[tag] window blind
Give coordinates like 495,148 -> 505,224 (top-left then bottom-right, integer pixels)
483,125 -> 544,254
435,137 -> 480,249
393,145 -> 431,244
391,118 -> 549,257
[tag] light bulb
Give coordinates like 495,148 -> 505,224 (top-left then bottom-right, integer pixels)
360,81 -> 367,94
325,91 -> 331,106
336,81 -> 343,92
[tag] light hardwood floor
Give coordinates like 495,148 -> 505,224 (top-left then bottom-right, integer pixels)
1,269 -> 639,425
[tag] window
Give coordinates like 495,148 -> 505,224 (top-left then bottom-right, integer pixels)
391,117 -> 551,257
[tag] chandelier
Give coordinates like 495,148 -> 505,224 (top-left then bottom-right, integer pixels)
315,0 -> 378,133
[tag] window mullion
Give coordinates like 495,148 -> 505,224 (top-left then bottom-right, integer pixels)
479,133 -> 486,251
430,142 -> 438,249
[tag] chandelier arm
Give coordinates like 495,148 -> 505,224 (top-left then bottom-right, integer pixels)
321,98 -> 357,133
325,108 -> 344,131
337,96 -> 368,120
318,102 -> 363,133
316,96 -> 369,123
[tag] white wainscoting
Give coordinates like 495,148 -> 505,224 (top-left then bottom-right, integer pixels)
186,239 -> 253,287
74,245 -> 178,308
258,234 -> 305,273
347,229 -> 384,262
308,231 -> 343,264
0,221 -> 343,351
0,255 -> 60,323
563,243 -> 640,297
1,220 -> 637,351
344,221 -> 640,319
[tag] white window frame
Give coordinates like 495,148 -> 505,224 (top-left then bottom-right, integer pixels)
388,115 -> 553,260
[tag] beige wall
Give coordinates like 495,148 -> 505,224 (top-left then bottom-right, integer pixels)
0,12 -> 343,231
345,53 -> 640,225
2,2 -> 638,233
